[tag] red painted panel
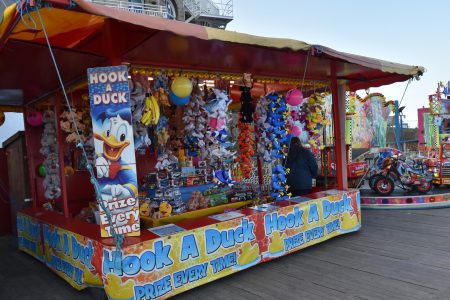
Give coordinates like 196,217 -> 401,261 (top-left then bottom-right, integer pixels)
0,149 -> 11,235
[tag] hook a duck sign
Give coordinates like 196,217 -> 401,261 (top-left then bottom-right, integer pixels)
88,66 -> 140,238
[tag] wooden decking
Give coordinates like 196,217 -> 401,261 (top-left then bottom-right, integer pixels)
176,209 -> 450,300
2,209 -> 450,299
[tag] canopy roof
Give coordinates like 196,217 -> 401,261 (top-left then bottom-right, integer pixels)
0,0 -> 425,106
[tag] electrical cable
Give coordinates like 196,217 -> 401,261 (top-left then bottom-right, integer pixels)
19,1 -> 124,251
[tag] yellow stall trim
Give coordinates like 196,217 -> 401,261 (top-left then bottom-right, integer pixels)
141,200 -> 253,229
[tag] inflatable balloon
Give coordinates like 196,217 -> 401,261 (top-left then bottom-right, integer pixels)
171,77 -> 193,98
286,89 -> 304,106
37,164 -> 46,177
27,111 -> 43,127
169,90 -> 190,106
0,111 -> 4,127
289,125 -> 301,137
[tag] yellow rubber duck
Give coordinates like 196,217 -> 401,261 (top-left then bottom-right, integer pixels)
341,212 -> 359,231
238,242 -> 259,266
104,274 -> 134,300
269,231 -> 286,253
83,270 -> 103,286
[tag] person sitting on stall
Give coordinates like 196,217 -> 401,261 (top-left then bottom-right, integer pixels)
285,137 -> 318,196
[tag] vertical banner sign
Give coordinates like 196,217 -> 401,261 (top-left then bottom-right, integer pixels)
87,66 -> 140,237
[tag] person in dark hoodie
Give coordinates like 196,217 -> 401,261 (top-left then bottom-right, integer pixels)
285,137 -> 318,196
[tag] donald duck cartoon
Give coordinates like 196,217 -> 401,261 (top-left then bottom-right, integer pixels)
94,108 -> 137,199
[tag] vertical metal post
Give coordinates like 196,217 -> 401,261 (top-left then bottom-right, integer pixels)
23,106 -> 38,210
394,100 -> 401,150
331,78 -> 348,190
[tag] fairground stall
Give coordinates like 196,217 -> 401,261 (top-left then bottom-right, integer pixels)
0,1 -> 424,298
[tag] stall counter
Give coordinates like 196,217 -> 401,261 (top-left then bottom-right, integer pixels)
17,189 -> 361,299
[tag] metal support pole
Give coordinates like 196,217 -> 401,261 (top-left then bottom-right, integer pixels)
331,78 -> 348,190
394,100 -> 401,150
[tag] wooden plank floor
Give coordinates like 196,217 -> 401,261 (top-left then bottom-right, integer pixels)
176,209 -> 450,300
2,209 -> 450,299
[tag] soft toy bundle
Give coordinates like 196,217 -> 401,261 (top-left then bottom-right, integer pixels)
203,89 -> 236,164
237,116 -> 255,178
254,96 -> 273,163
154,73 -> 171,107
182,87 -> 208,157
156,115 -> 170,146
130,80 -> 151,152
59,108 -> 89,144
155,151 -> 178,171
303,93 -> 327,155
239,73 -> 254,123
40,110 -> 61,200
265,93 -> 290,199
266,93 -> 289,159
271,163 -> 290,200
187,190 -> 208,211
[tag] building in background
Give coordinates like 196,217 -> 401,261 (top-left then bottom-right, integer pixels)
418,107 -> 431,150
87,0 -> 233,28
1,0 -> 233,28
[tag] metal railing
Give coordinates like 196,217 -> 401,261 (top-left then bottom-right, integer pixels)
184,0 -> 233,19
184,0 -> 201,18
90,0 -> 168,18
203,0 -> 233,18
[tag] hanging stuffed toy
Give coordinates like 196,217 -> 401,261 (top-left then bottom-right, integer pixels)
301,93 -> 327,155
156,115 -> 170,146
255,96 -> 273,163
239,73 -> 254,123
203,89 -> 236,163
40,110 -> 61,201
183,85 -> 208,157
265,93 -> 290,200
271,164 -> 291,200
237,116 -> 255,178
141,93 -> 160,126
202,89 -> 236,185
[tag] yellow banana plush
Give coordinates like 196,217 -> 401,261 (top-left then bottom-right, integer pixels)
151,95 -> 160,125
141,94 -> 161,126
141,94 -> 154,126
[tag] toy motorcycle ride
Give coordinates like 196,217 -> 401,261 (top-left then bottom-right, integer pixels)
372,155 -> 433,196
365,152 -> 392,192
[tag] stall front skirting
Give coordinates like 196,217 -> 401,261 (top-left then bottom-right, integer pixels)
17,190 -> 361,299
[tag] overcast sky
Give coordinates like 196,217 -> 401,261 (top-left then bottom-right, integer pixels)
1,0 -> 447,144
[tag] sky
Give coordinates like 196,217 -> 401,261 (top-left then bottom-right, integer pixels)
0,0 -> 447,144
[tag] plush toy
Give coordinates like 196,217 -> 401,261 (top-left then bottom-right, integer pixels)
271,164 -> 291,200
139,202 -> 151,218
159,201 -> 172,218
187,190 -> 201,211
214,168 -> 235,186
183,86 -> 208,155
202,89 -> 235,168
239,73 -> 254,123
298,93 -> 327,155
40,110 -> 61,200
260,93 -> 290,200
255,96 -> 273,163
237,117 -> 255,178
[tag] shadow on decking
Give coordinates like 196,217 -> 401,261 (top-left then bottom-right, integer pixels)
3,209 -> 450,300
